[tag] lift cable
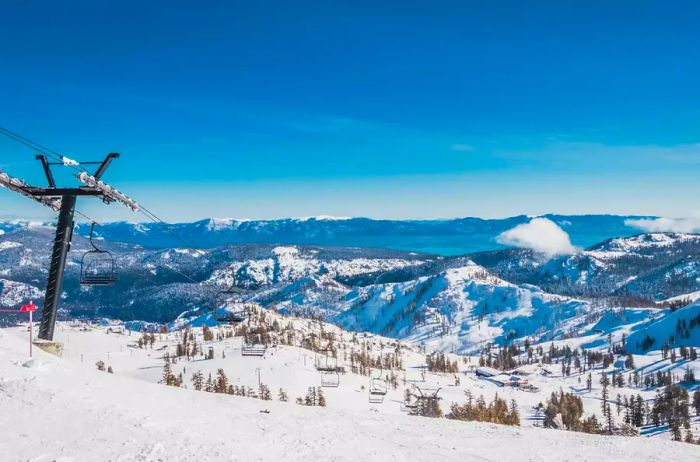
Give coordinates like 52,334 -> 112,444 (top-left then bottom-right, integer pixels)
0,126 -> 208,284
0,125 -> 207,256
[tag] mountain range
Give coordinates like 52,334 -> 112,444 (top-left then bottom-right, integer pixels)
1,216 -> 699,353
0,214 -> 653,256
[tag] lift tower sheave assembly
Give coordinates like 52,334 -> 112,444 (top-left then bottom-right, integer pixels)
0,151 -> 139,341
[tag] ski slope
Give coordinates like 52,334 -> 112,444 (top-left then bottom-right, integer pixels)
1,322 -> 698,461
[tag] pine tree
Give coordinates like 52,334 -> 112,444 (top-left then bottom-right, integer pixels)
246,386 -> 257,398
508,399 -> 520,426
162,361 -> 175,385
278,388 -> 288,402
682,366 -> 695,384
685,429 -> 695,444
305,387 -> 317,406
191,371 -> 204,391
605,402 -> 613,434
671,420 -> 682,441
580,414 -> 602,434
600,373 -> 612,433
259,383 -> 272,401
203,325 -> 214,342
633,395 -> 644,427
215,369 -> 228,393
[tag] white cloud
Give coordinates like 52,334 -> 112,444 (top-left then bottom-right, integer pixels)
625,217 -> 700,234
497,217 -> 577,257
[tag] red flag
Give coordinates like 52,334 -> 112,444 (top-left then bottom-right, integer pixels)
20,302 -> 37,313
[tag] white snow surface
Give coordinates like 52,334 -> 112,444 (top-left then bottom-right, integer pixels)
0,279 -> 42,307
336,262 -> 591,353
602,233 -> 700,252
0,325 -> 696,462
0,241 -> 21,251
211,246 -> 422,288
663,291 -> 700,303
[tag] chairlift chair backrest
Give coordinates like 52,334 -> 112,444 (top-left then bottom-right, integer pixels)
369,377 -> 388,395
214,272 -> 249,324
321,371 -> 340,388
80,223 -> 117,286
368,379 -> 387,403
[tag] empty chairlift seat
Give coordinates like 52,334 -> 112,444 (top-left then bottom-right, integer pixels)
215,277 -> 250,325
315,352 -> 338,372
241,337 -> 267,356
368,377 -> 388,403
241,344 -> 266,356
80,223 -> 117,286
321,371 -> 340,388
215,307 -> 247,324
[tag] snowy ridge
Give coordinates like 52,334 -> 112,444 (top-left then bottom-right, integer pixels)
602,233 -> 700,253
210,245 -> 424,289
334,262 -> 592,353
474,232 -> 700,300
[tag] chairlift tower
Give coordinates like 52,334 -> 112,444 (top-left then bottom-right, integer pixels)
0,153 -> 139,340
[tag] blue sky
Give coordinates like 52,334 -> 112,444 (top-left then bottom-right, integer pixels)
1,1 -> 699,222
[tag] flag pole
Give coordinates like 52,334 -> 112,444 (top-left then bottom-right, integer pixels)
29,303 -> 33,357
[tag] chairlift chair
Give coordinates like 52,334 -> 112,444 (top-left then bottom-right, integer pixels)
401,393 -> 419,412
80,223 -> 117,286
241,343 -> 267,357
315,350 -> 338,372
368,369 -> 388,403
321,371 -> 340,388
241,333 -> 267,357
215,306 -> 248,324
214,274 -> 249,324
316,349 -> 340,387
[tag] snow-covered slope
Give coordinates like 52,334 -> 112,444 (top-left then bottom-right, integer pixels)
334,262 -> 593,353
626,302 -> 700,354
211,245 -> 424,289
0,226 -> 431,320
474,232 -> 700,300
1,314 -> 697,461
0,279 -> 42,307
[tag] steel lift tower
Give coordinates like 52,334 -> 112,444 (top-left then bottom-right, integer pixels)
0,153 -> 139,340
